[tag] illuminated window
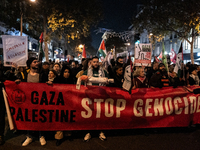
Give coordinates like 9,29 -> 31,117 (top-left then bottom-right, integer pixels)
194,36 -> 198,49
29,41 -> 32,50
185,41 -> 188,50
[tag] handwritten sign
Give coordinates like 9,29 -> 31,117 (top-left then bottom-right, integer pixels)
2,35 -> 28,66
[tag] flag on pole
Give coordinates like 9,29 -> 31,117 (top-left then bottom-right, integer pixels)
154,56 -> 160,62
98,39 -> 107,58
122,52 -> 133,94
174,43 -> 183,76
170,48 -> 176,64
82,44 -> 86,58
162,42 -> 169,72
38,32 -> 44,61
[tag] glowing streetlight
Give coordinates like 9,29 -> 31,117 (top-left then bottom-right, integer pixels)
79,44 -> 84,49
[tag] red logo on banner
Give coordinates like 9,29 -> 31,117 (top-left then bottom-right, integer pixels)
145,52 -> 151,59
11,89 -> 26,104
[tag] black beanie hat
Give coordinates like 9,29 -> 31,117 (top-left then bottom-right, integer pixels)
26,57 -> 37,68
189,65 -> 197,74
158,63 -> 165,68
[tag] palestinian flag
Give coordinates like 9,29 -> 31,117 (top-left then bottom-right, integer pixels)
154,56 -> 159,62
38,32 -> 44,61
174,43 -> 183,76
98,39 -> 107,58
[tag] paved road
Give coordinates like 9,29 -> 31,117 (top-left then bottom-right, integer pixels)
1,127 -> 200,150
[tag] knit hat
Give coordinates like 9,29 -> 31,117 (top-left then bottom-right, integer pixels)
158,63 -> 165,68
189,65 -> 197,74
26,57 -> 37,68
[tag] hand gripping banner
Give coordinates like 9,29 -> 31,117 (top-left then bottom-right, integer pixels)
3,80 -> 200,131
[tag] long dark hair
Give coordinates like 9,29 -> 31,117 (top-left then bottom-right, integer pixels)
60,65 -> 72,79
83,58 -> 92,71
58,65 -> 73,84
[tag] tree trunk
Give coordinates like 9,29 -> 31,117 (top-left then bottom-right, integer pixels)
64,37 -> 67,61
190,40 -> 194,64
43,14 -> 49,62
190,29 -> 195,64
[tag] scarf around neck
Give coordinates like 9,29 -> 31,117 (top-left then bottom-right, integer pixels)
87,66 -> 105,86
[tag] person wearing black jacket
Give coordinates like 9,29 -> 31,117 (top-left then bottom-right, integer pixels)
188,65 -> 199,86
149,63 -> 170,88
40,62 -> 50,83
53,65 -> 73,146
112,65 -> 124,88
55,65 -> 73,84
146,61 -> 159,81
168,71 -> 181,88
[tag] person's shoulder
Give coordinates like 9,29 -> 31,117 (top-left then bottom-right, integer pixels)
82,70 -> 88,75
150,71 -> 161,79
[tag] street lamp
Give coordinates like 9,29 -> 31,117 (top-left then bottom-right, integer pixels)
79,44 -> 84,49
20,0 -> 36,36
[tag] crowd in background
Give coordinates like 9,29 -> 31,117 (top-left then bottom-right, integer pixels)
2,56 -> 200,89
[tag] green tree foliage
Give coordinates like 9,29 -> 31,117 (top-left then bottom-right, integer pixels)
133,0 -> 200,64
0,0 -> 103,61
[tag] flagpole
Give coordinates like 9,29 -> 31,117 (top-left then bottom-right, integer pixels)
180,40 -> 185,85
2,88 -> 14,130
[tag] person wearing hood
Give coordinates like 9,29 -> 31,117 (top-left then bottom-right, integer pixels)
55,65 -> 73,84
149,63 -> 170,88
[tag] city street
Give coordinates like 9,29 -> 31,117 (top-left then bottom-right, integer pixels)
1,126 -> 200,150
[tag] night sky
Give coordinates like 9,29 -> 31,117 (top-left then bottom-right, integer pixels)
91,0 -> 141,49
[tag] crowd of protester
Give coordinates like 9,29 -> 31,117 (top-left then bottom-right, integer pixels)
0,55 -> 200,146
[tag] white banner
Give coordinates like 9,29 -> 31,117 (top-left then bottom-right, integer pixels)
2,35 -> 28,66
116,51 -> 128,58
134,43 -> 152,67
